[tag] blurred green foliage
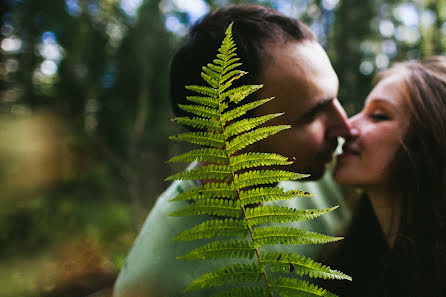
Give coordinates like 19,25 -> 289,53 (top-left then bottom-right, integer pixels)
0,0 -> 445,296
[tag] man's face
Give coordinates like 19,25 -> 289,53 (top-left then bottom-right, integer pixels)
255,41 -> 350,179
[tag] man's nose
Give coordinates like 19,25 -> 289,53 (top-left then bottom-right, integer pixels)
326,99 -> 352,139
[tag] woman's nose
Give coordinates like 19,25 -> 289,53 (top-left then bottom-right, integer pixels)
347,116 -> 360,138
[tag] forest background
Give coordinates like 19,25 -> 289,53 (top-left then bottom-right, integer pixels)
1,0 -> 445,296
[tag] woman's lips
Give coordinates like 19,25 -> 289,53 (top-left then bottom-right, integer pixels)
337,145 -> 360,159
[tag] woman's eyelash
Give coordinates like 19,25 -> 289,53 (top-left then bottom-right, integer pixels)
370,113 -> 390,120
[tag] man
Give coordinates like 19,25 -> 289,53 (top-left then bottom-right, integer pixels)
113,4 -> 352,297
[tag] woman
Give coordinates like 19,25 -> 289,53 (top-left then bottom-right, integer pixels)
328,56 -> 446,296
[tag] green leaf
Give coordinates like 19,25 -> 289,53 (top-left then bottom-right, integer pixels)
169,182 -> 236,201
178,239 -> 256,260
186,95 -> 219,108
178,103 -> 218,119
263,252 -> 352,281
226,125 -> 290,156
172,219 -> 248,241
239,187 -> 313,206
211,287 -> 270,297
224,113 -> 283,139
234,170 -> 309,189
252,227 -> 343,247
167,148 -> 227,164
184,263 -> 264,293
201,72 -> 219,88
169,131 -> 224,148
185,85 -> 218,97
221,98 -> 273,122
245,206 -> 339,227
221,84 -> 264,104
172,116 -> 222,131
229,152 -> 292,172
270,277 -> 338,297
165,164 -> 231,181
169,198 -> 242,218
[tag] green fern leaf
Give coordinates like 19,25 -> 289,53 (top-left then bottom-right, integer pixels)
186,95 -> 219,108
206,63 -> 223,74
220,62 -> 242,75
234,170 -> 309,189
185,85 -> 218,97
220,70 -> 247,85
168,148 -> 227,164
178,103 -> 218,119
169,182 -> 236,202
221,84 -> 264,104
178,239 -> 256,260
169,131 -> 224,147
239,187 -> 313,206
270,277 -> 337,297
221,98 -> 273,122
245,206 -> 339,227
252,227 -> 343,247
165,164 -> 231,181
172,218 -> 248,241
224,113 -> 283,139
172,116 -> 221,131
184,263 -> 264,293
226,125 -> 290,156
229,152 -> 292,172
263,252 -> 352,281
201,72 -> 219,88
211,287 -> 270,297
169,198 -> 242,218
168,22 -> 350,296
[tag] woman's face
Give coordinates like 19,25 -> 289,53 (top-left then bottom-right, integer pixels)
334,74 -> 411,188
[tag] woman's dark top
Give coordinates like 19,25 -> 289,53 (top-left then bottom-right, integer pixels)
322,197 -> 444,297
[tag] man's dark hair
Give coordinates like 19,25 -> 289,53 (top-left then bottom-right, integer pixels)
170,3 -> 316,119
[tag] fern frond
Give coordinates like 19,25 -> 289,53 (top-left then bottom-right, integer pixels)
239,187 -> 313,206
169,198 -> 242,218
186,95 -> 219,108
172,116 -> 221,131
169,23 -> 350,296
245,206 -> 339,227
270,277 -> 337,297
220,70 -> 247,85
184,263 -> 264,293
178,239 -> 256,260
169,182 -> 236,202
206,63 -> 223,74
221,98 -> 273,122
169,131 -> 224,148
221,85 -> 264,104
234,170 -> 309,189
253,227 -> 343,247
219,70 -> 246,93
211,287 -> 270,297
185,85 -> 218,97
178,103 -> 218,119
224,113 -> 283,139
201,72 -> 219,88
226,125 -> 290,156
172,218 -> 248,241
168,148 -> 227,164
229,152 -> 292,172
165,164 -> 231,181
263,252 -> 352,281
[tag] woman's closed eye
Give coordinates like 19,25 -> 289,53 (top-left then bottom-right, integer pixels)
370,112 -> 391,121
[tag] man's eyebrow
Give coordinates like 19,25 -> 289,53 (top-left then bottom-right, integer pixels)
302,98 -> 334,117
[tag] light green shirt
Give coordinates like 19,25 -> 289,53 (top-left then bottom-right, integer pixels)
113,163 -> 350,297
